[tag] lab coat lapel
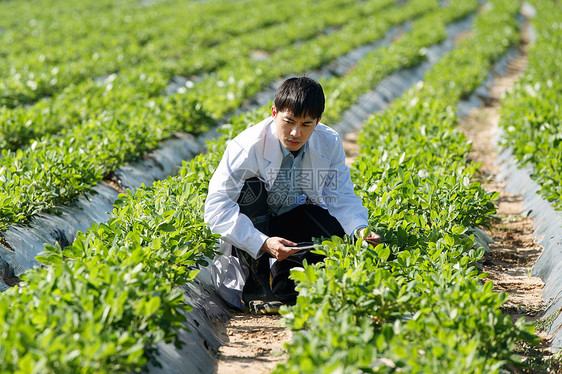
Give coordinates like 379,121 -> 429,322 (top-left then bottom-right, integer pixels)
262,119 -> 283,187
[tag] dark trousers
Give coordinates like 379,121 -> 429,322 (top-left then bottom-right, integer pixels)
235,178 -> 345,305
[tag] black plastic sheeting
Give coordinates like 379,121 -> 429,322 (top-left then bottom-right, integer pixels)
0,255 -> 11,292
137,0 -> 176,7
0,133 -> 205,284
497,147 -> 562,348
141,268 -> 232,374
332,13 -> 476,137
0,182 -> 119,279
458,4 -> 562,350
115,133 -> 202,193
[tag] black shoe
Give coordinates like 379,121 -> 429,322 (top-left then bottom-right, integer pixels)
249,300 -> 284,315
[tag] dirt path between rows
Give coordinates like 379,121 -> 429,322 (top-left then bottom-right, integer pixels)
457,28 -> 561,370
456,31 -> 544,319
216,312 -> 291,373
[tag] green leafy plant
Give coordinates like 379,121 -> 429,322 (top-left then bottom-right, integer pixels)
499,0 -> 562,210
276,1 -> 539,372
0,0 -> 542,372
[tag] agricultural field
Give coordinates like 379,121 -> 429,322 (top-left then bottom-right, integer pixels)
0,0 -> 561,373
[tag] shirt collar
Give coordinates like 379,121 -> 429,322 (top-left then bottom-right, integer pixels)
279,140 -> 308,159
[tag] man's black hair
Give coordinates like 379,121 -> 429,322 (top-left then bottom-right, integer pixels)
273,76 -> 325,119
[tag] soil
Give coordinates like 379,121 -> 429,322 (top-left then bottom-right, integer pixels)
342,132 -> 360,167
103,171 -> 126,194
216,311 -> 291,373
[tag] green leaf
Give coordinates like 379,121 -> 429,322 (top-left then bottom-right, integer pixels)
157,222 -> 176,232
145,297 -> 161,316
376,244 -> 391,262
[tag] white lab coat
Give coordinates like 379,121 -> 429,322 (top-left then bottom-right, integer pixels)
204,117 -> 368,309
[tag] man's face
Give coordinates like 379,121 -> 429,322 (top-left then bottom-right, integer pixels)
272,106 -> 319,152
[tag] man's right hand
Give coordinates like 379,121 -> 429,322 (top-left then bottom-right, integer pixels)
261,237 -> 299,261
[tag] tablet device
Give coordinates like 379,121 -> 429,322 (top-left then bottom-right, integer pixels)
292,242 -> 316,250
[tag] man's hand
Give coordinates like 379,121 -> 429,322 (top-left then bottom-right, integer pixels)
261,237 -> 299,261
358,228 -> 382,247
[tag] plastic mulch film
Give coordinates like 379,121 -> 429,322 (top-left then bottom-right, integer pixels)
1,183 -> 119,277
458,8 -> 562,349
142,269 -> 232,374
0,247 -> 14,292
332,13 -> 477,137
116,133 -> 201,194
497,147 -> 562,348
0,133 -> 205,284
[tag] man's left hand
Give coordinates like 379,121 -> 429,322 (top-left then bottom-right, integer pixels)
358,228 -> 381,247
261,237 -> 299,261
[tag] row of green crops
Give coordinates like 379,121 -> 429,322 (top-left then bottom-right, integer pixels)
159,0 -> 395,78
0,169 -> 219,373
0,108 -> 269,373
0,0 -> 454,233
276,0 -> 540,373
499,0 -> 562,210
0,0 -> 427,153
0,0 -> 395,150
0,1 -> 484,372
320,0 -> 478,123
186,0 -> 434,118
0,0 -> 342,107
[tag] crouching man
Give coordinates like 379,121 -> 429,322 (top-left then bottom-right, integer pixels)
204,76 -> 380,312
